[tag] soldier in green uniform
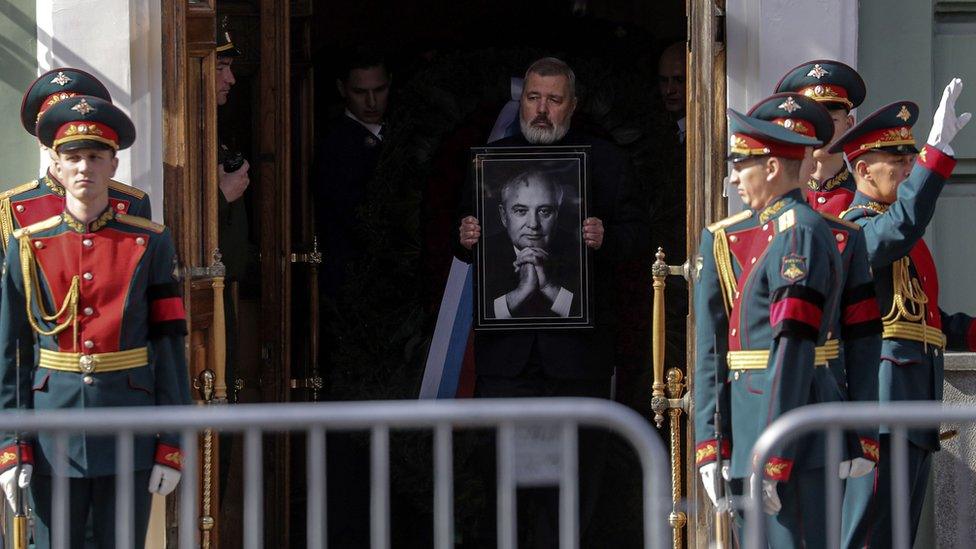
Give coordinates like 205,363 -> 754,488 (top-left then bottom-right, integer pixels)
832,79 -> 975,547
694,102 -> 849,547
0,95 -> 191,548
747,93 -> 883,478
776,60 -> 866,216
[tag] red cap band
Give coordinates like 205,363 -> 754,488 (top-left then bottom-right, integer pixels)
54,121 -> 119,150
730,133 -> 807,160
843,126 -> 916,161
799,83 -> 853,109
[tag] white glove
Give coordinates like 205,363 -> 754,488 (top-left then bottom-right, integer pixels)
848,457 -> 876,478
927,78 -> 972,155
840,456 -> 877,479
148,464 -> 181,496
760,477 -> 781,515
699,462 -> 731,506
0,464 -> 32,511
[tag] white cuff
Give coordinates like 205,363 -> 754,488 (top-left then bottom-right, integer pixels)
493,296 -> 512,319
550,288 -> 574,318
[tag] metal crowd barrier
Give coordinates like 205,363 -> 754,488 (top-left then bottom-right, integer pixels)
747,401 -> 976,549
0,397 -> 670,549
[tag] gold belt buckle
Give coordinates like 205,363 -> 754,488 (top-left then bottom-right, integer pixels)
79,355 -> 96,385
79,354 -> 95,374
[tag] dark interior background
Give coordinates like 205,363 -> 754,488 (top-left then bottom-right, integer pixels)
218,1 -> 687,546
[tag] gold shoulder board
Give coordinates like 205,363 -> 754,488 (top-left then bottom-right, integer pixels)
109,180 -> 148,200
13,215 -> 61,239
0,180 -> 40,200
820,212 -> 860,230
706,210 -> 753,234
116,213 -> 164,233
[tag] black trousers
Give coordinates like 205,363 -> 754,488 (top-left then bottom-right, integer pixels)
30,470 -> 153,549
472,365 -> 612,549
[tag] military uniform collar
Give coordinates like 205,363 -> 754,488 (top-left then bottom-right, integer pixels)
62,206 -> 115,233
846,191 -> 890,214
758,189 -> 803,223
807,166 -> 851,192
44,170 -> 65,197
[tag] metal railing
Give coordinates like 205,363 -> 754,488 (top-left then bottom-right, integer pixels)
0,397 -> 670,549
746,401 -> 976,549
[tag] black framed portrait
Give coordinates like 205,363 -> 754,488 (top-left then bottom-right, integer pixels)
472,146 -> 593,330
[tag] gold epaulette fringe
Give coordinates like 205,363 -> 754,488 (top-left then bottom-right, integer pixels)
819,212 -> 861,230
109,180 -> 147,199
0,180 -> 40,200
116,213 -> 164,233
707,209 -> 753,234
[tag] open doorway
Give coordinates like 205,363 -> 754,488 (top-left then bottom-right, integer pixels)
217,0 -> 688,545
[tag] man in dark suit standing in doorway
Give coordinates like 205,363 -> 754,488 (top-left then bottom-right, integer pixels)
457,57 -> 648,546
312,47 -> 392,547
312,47 -> 391,300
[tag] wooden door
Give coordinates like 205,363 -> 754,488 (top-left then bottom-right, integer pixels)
162,0 -> 227,546
686,0 -> 727,547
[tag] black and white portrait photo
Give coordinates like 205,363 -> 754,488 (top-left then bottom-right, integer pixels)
472,147 -> 592,329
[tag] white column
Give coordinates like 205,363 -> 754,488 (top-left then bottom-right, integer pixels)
724,0 -> 857,211
36,0 -> 163,221
727,0 -> 858,113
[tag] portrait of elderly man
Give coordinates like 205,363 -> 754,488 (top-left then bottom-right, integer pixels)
485,169 -> 582,319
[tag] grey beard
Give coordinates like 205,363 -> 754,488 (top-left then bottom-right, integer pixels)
521,118 -> 569,145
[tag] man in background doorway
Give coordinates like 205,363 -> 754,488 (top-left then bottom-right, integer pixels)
312,46 -> 391,301
658,41 -> 686,144
311,46 -> 392,547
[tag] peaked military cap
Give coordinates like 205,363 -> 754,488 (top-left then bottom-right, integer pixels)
216,16 -> 242,57
728,108 -> 822,161
747,92 -> 835,145
827,101 -> 919,161
21,68 -> 111,136
775,59 -> 866,112
36,95 -> 136,152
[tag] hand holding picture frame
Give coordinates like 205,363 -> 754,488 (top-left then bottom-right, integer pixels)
472,146 -> 593,330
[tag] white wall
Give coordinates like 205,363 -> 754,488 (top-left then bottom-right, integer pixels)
727,0 -> 858,112
36,0 -> 163,221
726,0 -> 858,209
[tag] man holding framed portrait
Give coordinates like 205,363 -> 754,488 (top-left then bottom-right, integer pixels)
456,56 -> 648,545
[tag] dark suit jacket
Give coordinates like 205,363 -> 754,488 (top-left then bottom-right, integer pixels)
482,230 -> 581,319
457,129 -> 649,379
312,115 -> 384,298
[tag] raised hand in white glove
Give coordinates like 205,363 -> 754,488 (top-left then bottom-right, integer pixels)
927,78 -> 972,155
148,465 -> 181,496
760,477 -> 781,515
0,464 -> 32,511
699,462 -> 731,506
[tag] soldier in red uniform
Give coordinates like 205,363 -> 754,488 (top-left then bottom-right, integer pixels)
775,60 -> 866,215
0,95 -> 190,548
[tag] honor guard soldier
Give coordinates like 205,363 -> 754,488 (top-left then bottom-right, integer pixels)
776,60 -> 866,215
748,93 -> 883,478
694,104 -> 848,547
832,79 -> 975,548
1,68 -> 152,260
0,95 -> 191,548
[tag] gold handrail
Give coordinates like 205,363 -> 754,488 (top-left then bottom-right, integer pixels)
649,248 -> 688,549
